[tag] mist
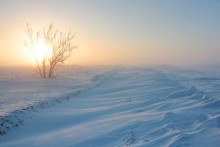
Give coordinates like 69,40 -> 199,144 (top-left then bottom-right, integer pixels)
0,0 -> 220,67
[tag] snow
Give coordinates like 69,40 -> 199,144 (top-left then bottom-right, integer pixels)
0,66 -> 112,116
0,66 -> 220,146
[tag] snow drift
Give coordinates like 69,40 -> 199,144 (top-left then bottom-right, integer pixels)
0,66 -> 220,147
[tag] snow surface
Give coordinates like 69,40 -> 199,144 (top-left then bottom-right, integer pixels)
0,66 -> 220,147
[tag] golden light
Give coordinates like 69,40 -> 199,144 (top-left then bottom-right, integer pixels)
24,39 -> 52,65
32,39 -> 52,61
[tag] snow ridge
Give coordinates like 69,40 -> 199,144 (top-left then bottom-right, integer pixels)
0,69 -> 114,137
0,68 -> 220,147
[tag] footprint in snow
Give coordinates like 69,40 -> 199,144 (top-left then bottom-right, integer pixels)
122,131 -> 135,146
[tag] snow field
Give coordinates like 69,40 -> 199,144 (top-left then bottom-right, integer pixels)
0,67 -> 220,146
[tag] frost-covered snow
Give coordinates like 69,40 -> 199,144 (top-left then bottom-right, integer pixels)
0,66 -> 220,147
0,66 -> 112,116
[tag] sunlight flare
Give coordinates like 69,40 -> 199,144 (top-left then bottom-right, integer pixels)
31,39 -> 52,62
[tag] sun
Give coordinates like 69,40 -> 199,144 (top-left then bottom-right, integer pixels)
28,39 -> 52,63
24,39 -> 52,65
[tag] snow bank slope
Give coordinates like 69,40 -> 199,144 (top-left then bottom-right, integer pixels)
0,66 -> 113,136
0,68 -> 220,147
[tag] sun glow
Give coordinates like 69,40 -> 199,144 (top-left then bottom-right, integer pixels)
32,40 -> 51,61
31,39 -> 52,62
24,39 -> 52,65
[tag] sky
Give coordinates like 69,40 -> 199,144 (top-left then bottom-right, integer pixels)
0,0 -> 220,66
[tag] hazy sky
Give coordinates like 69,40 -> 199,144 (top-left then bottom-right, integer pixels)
0,0 -> 220,66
